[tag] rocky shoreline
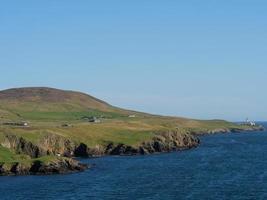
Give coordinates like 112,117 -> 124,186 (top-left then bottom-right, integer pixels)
0,125 -> 264,176
0,157 -> 88,176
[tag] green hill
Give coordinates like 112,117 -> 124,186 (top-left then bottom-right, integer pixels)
0,87 -> 135,121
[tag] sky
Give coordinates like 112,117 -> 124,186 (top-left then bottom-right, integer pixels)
0,0 -> 266,121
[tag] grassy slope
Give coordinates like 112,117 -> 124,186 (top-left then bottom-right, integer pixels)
0,87 -> 253,162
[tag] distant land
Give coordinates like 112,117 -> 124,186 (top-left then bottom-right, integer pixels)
0,87 -> 263,176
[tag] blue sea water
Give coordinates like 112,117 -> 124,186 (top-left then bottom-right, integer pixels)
1,123 -> 267,200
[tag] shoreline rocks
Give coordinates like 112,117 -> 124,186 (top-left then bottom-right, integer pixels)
0,157 -> 88,176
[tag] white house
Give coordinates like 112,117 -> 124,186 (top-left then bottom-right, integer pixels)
246,118 -> 256,126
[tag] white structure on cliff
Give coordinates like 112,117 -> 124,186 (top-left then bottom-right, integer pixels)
246,118 -> 256,126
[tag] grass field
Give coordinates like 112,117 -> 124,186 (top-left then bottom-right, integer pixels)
0,114 -> 247,148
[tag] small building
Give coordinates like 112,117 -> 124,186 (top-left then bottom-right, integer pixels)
249,121 -> 256,126
3,121 -> 29,127
245,118 -> 256,126
128,115 -> 136,118
62,123 -> 72,127
22,122 -> 28,126
88,117 -> 101,123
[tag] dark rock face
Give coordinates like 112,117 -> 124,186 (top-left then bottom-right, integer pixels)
74,143 -> 89,157
29,158 -> 88,175
109,144 -> 139,156
0,158 -> 88,176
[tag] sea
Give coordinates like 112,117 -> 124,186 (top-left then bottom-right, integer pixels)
1,122 -> 267,200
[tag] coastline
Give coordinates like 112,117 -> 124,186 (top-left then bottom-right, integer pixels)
0,125 -> 264,176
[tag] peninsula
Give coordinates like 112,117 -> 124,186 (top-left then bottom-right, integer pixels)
0,87 -> 263,175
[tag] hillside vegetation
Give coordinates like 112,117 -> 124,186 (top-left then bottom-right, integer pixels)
0,87 -> 260,175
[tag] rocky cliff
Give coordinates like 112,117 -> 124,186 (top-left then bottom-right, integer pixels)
105,131 -> 200,156
1,130 -> 200,159
0,157 -> 88,176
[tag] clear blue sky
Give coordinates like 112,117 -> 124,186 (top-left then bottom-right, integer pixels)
0,0 -> 266,121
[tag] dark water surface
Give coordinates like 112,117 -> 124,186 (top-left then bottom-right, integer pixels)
1,123 -> 267,200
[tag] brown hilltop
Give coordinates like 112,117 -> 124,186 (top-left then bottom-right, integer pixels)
0,87 -> 114,112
